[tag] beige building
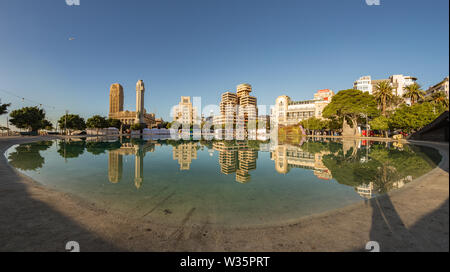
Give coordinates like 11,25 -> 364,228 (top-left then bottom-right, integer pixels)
172,96 -> 199,125
172,142 -> 198,170
109,80 -> 156,127
214,83 -> 258,128
214,92 -> 238,126
426,76 -> 449,99
272,89 -> 334,126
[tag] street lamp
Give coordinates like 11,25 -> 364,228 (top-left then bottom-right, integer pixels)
64,110 -> 68,136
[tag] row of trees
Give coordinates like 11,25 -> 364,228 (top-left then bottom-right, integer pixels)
57,114 -> 124,134
0,103 -> 125,134
297,83 -> 448,137
0,103 -> 167,134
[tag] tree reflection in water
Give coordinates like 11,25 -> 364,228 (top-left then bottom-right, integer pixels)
57,139 -> 86,159
321,141 -> 441,198
8,141 -> 53,171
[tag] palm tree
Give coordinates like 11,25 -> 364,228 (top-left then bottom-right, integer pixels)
403,83 -> 425,105
430,91 -> 449,108
373,81 -> 394,116
388,95 -> 405,110
0,102 -> 11,116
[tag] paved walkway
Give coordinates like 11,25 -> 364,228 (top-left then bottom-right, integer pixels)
0,136 -> 448,252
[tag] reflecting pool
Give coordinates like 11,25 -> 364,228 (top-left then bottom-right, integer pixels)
5,137 -> 441,227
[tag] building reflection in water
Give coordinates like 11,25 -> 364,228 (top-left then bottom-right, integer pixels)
213,142 -> 258,183
108,152 -> 123,183
270,144 -> 332,180
103,137 -> 425,197
107,140 -> 156,189
172,142 -> 198,170
269,138 -> 414,198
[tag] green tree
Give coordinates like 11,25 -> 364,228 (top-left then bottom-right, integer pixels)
387,95 -> 405,111
0,102 -> 11,116
130,123 -> 146,131
429,91 -> 449,108
403,83 -> 425,105
58,114 -> 86,134
9,106 -> 46,132
322,89 -> 379,136
388,102 -> 446,133
369,116 -> 389,137
300,117 -> 326,135
107,118 -> 122,129
325,117 -> 343,135
157,121 -> 169,129
373,81 -> 394,116
41,119 -> 54,131
86,115 -> 109,134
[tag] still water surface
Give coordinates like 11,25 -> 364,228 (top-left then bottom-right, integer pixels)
5,137 -> 441,227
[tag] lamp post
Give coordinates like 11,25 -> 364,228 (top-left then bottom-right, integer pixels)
366,114 -> 368,137
64,110 -> 68,136
6,115 -> 9,136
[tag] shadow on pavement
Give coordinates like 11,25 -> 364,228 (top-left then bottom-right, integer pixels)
0,137 -> 124,252
364,195 -> 449,252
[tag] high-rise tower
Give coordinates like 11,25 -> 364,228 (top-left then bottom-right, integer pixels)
136,80 -> 145,123
236,83 -> 257,128
213,83 -> 258,128
109,83 -> 124,115
236,83 -> 252,99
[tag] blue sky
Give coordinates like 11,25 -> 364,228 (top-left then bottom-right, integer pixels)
0,0 -> 448,126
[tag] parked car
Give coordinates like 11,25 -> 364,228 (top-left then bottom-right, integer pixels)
20,131 -> 38,136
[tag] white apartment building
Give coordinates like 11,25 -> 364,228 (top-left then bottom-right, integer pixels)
272,89 -> 334,126
353,76 -> 373,94
426,76 -> 449,99
389,74 -> 417,97
353,74 -> 417,97
172,96 -> 199,126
